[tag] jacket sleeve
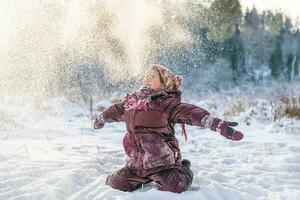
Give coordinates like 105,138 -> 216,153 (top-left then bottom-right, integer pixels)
102,95 -> 127,123
168,102 -> 210,127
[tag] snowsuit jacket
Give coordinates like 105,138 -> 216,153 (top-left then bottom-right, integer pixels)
102,88 -> 209,176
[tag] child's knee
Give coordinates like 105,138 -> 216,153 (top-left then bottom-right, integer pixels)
106,173 -> 137,192
159,178 -> 189,193
158,175 -> 192,193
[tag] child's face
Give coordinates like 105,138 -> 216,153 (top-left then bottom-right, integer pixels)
142,70 -> 163,92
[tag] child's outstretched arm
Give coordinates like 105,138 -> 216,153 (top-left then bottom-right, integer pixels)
169,103 -> 244,141
94,101 -> 125,129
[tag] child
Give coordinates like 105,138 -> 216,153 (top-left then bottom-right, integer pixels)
94,64 -> 244,193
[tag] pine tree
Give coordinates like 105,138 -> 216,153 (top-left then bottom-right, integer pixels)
285,54 -> 294,81
223,24 -> 245,82
244,6 -> 261,30
294,30 -> 300,77
284,16 -> 293,32
269,39 -> 283,78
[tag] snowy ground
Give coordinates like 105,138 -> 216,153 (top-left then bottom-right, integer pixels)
1,95 -> 300,200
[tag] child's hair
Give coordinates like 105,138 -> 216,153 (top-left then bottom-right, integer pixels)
144,64 -> 183,92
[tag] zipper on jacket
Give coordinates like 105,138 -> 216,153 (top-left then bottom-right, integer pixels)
129,110 -> 143,153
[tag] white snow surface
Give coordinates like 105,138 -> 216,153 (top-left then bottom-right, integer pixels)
0,94 -> 300,200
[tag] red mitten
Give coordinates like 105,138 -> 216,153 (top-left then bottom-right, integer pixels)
210,118 -> 244,141
94,113 -> 105,129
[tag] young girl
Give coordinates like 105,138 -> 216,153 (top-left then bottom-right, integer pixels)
94,64 -> 244,193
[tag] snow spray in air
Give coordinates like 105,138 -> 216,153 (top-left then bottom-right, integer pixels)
0,0 -> 200,100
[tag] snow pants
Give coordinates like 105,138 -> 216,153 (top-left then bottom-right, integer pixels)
106,165 -> 193,193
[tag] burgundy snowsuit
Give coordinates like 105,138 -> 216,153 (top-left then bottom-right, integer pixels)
102,88 -> 210,193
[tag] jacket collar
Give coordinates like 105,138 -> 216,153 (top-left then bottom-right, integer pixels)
138,87 -> 182,101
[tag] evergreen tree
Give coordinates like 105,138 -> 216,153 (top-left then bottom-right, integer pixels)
244,6 -> 261,30
285,54 -> 294,81
294,30 -> 300,77
261,11 -> 266,30
284,16 -> 293,32
269,39 -> 283,78
223,24 -> 245,82
242,7 -> 268,81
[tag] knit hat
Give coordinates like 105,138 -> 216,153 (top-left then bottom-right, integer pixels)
143,64 -> 183,92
